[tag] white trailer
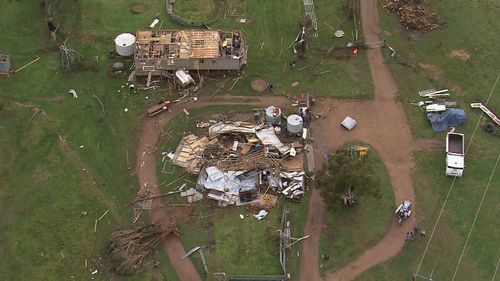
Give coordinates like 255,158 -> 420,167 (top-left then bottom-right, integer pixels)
445,130 -> 465,177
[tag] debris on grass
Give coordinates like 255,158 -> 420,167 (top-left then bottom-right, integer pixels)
383,0 -> 441,31
104,224 -> 176,276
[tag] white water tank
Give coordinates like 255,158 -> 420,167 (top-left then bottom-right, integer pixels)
115,33 -> 136,57
265,106 -> 282,125
287,114 -> 303,134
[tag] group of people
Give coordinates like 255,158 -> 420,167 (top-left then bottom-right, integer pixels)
404,226 -> 426,243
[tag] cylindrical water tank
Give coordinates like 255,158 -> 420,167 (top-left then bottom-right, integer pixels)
0,55 -> 11,73
265,106 -> 282,125
115,33 -> 136,57
287,114 -> 303,134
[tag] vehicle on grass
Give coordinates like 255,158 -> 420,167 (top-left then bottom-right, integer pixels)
445,128 -> 465,177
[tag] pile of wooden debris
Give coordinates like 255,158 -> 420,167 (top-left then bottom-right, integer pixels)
104,223 -> 177,276
383,0 -> 440,31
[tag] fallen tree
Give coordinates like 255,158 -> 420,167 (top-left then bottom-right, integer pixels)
104,223 -> 177,276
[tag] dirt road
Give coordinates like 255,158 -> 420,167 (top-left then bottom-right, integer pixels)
300,0 -> 423,280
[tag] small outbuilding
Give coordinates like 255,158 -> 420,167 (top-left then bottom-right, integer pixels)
0,54 -> 11,74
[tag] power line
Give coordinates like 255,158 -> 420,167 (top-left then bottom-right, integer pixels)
414,71 -> 500,276
451,151 -> 500,280
492,256 -> 500,281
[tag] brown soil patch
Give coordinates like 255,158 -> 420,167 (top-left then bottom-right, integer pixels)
417,63 -> 462,92
450,49 -> 471,61
251,78 -> 268,92
130,3 -> 149,14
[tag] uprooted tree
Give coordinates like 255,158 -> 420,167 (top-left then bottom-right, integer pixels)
104,222 -> 177,276
317,147 -> 380,208
292,16 -> 316,59
43,0 -> 83,72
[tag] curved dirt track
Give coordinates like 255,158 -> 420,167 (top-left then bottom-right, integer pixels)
301,0 -> 423,280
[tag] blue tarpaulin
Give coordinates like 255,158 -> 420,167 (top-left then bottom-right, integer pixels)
427,108 -> 468,132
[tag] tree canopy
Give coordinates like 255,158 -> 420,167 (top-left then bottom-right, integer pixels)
317,147 -> 380,208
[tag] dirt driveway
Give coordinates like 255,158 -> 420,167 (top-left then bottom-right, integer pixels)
300,0 -> 427,280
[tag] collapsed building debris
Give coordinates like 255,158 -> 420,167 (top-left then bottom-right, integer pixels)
171,134 -> 218,174
383,0 -> 441,31
197,166 -> 258,206
259,171 -> 306,201
168,115 -> 309,206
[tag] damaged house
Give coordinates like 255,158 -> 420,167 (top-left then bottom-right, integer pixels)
168,121 -> 308,206
134,29 -> 247,78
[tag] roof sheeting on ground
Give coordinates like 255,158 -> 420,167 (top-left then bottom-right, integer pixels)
255,127 -> 291,155
208,122 -> 263,137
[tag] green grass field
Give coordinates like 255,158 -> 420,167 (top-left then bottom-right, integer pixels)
355,1 -> 500,280
166,0 -> 373,98
318,145 -> 395,274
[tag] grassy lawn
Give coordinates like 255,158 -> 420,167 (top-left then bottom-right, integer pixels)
354,1 -> 500,280
0,1 -> 178,280
318,144 -> 395,274
174,0 -> 217,22
356,149 -> 500,281
155,106 -> 311,280
377,0 -> 500,138
171,0 -> 373,98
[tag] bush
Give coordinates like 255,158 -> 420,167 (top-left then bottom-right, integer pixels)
317,147 -> 380,209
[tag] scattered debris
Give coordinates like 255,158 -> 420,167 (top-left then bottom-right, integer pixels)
180,187 -> 204,203
68,89 -> 78,99
254,209 -> 269,220
383,0 -> 441,31
147,100 -> 171,117
13,56 -> 40,74
292,16 -> 316,58
104,224 -> 176,276
58,40 -> 82,72
341,116 -> 357,130
175,69 -> 195,87
180,246 -> 201,259
470,103 -> 500,126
